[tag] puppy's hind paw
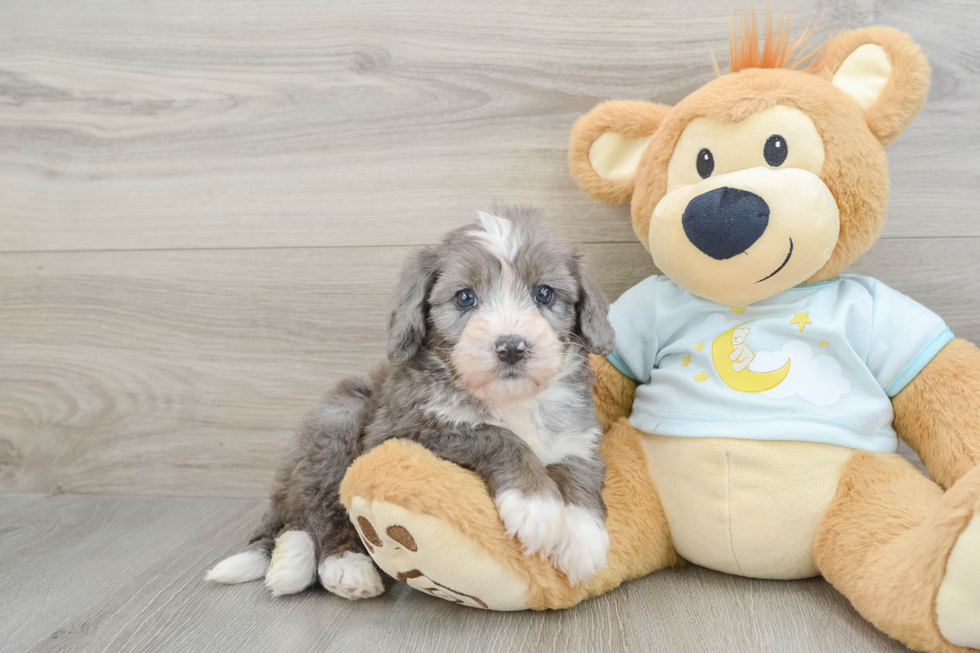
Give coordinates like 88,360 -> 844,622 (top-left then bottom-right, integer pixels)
265,530 -> 316,596
551,505 -> 609,586
319,552 -> 385,601
495,489 -> 566,558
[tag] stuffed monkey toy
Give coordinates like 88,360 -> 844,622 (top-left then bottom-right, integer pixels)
340,22 -> 980,653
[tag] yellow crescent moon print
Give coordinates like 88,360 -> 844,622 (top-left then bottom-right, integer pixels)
711,327 -> 791,393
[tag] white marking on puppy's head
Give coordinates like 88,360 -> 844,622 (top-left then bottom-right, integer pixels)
474,210 -> 521,262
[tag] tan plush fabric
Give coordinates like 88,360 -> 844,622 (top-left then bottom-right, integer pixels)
893,339 -> 980,490
590,353 -> 637,432
815,453 -> 980,653
569,101 -> 671,205
589,418 -> 682,597
816,26 -> 931,147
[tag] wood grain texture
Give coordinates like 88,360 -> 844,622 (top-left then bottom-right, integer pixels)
0,0 -> 977,252
1,2 -> 974,648
0,492 -> 910,653
1,238 -> 971,497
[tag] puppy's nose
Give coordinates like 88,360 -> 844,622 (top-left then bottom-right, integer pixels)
495,337 -> 527,364
682,187 -> 769,260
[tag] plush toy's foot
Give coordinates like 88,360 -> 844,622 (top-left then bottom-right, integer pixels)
339,422 -> 681,611
937,488 -> 980,649
348,492 -> 530,609
340,439 -> 585,610
816,452 -> 980,653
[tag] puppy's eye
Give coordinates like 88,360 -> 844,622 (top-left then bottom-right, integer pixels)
532,285 -> 555,306
696,148 -> 714,179
764,135 -> 787,167
455,289 -> 478,309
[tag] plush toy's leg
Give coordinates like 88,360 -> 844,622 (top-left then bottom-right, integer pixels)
814,451 -> 980,653
338,418 -> 679,610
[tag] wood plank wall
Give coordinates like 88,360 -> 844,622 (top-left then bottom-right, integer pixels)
1,0 -> 977,497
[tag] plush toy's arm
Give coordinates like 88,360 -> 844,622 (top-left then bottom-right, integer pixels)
590,354 -> 638,433
892,338 -> 980,489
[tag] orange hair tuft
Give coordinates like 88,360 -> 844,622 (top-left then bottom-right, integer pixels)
728,7 -> 822,73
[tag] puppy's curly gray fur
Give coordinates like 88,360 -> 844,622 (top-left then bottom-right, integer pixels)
221,205 -> 615,590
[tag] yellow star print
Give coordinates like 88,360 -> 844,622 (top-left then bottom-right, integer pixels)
694,341 -> 705,352
790,311 -> 813,333
681,354 -> 692,367
819,340 -> 830,347
730,306 -> 745,314
693,372 -> 710,382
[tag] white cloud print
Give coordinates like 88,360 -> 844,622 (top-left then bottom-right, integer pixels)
751,340 -> 851,406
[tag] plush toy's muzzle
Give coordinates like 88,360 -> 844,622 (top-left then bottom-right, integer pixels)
650,166 -> 840,306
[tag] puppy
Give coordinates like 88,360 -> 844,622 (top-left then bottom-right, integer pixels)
207,205 -> 615,599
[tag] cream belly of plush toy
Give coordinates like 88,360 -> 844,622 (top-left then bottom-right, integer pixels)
644,436 -> 851,579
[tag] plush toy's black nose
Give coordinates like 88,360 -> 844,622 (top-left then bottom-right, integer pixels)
682,187 -> 770,260
495,337 -> 527,364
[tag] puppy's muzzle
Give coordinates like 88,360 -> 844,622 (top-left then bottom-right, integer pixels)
494,336 -> 527,365
682,187 -> 770,260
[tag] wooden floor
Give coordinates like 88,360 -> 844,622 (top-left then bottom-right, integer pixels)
0,492 -> 910,653
1,0 -> 977,650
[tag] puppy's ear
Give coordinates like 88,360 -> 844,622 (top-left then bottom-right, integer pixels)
569,100 -> 671,205
573,253 -> 615,356
817,27 -> 930,146
387,246 -> 440,363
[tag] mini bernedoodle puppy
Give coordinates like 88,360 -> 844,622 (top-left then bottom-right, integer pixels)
207,205 -> 616,599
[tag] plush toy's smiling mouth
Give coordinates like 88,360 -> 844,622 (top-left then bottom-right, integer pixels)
756,238 -> 794,283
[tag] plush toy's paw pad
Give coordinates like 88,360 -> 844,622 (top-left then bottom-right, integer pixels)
318,551 -> 385,600
265,530 -> 316,596
937,511 -> 980,648
494,489 -> 566,557
551,505 -> 609,586
348,497 -> 530,610
206,550 -> 269,584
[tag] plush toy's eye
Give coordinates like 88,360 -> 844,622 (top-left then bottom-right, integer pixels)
696,148 -> 715,178
455,289 -> 478,309
764,135 -> 788,167
532,285 -> 555,306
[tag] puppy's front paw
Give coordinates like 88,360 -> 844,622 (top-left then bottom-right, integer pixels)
551,505 -> 609,586
318,551 -> 385,601
495,489 -> 566,557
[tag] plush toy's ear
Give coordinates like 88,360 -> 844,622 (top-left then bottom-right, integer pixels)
817,27 -> 930,146
569,101 -> 671,204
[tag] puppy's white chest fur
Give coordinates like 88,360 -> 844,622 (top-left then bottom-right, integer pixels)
489,379 -> 598,466
493,401 -> 548,458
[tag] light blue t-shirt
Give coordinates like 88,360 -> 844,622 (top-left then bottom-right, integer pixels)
607,275 -> 953,453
